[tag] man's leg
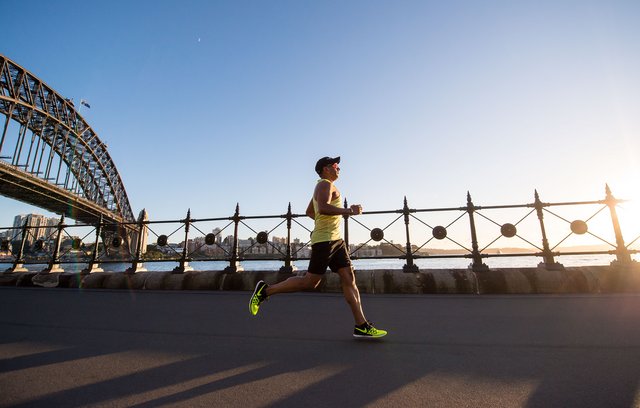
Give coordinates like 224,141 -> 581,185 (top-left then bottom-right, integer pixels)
265,272 -> 322,296
250,273 -> 323,316
336,266 -> 367,325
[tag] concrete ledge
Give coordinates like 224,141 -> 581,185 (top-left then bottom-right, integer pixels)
103,273 -> 130,290
144,272 -> 171,290
16,272 -> 39,287
32,273 -> 60,288
1,264 -> 638,294
130,272 -> 151,289
81,273 -> 108,289
418,269 -> 478,294
0,273 -> 20,286
59,273 -> 83,289
597,265 -> 640,292
165,273 -> 186,290
184,271 -> 224,290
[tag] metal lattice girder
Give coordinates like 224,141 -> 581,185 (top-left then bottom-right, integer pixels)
0,54 -> 134,223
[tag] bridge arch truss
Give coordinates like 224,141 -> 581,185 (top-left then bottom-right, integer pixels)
0,54 -> 134,224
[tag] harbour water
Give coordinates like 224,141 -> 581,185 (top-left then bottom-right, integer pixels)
2,253 -> 638,273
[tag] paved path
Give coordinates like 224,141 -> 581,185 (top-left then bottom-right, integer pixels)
1,287 -> 640,407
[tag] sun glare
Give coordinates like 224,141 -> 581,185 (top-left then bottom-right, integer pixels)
608,180 -> 640,251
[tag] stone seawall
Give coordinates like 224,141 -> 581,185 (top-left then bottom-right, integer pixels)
2,264 -> 640,294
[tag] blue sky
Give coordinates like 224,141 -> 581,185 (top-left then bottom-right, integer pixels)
2,0 -> 640,245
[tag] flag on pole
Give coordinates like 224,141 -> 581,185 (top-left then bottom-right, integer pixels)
80,99 -> 91,108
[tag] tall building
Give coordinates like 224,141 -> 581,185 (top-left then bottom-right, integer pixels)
11,214 -> 59,246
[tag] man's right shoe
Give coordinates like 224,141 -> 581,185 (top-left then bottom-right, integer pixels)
249,280 -> 268,316
353,322 -> 387,338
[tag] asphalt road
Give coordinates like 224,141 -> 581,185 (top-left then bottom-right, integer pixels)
1,287 -> 640,407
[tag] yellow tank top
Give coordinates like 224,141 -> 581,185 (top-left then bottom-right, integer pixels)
311,179 -> 342,244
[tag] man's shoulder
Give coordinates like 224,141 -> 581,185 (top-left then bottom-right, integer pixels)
315,179 -> 333,188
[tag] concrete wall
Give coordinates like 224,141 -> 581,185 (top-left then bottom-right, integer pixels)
2,263 -> 640,294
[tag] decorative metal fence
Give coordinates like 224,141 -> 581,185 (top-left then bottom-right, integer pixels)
1,185 -> 638,274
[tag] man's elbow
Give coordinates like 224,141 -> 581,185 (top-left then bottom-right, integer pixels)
317,206 -> 336,216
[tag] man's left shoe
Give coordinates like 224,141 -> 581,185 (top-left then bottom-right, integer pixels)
249,280 -> 268,316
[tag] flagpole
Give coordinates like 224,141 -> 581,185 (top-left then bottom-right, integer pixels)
79,99 -> 91,115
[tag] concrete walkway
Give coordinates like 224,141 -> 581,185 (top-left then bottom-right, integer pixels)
1,287 -> 640,407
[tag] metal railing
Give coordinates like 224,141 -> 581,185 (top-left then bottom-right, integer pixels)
1,185 -> 638,274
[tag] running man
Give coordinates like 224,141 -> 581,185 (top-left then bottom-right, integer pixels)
249,156 -> 387,338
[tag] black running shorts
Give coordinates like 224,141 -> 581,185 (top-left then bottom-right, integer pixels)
308,239 -> 352,275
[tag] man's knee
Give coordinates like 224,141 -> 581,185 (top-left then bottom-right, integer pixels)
304,273 -> 323,289
338,266 -> 355,284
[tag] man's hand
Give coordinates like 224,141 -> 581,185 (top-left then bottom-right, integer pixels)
349,204 -> 363,216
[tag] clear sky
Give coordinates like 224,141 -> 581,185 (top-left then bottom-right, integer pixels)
2,0 -> 640,246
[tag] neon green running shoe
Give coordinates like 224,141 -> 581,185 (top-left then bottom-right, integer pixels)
249,280 -> 268,316
353,322 -> 387,338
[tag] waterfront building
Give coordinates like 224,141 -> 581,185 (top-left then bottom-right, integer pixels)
11,214 -> 59,246
211,228 -> 223,245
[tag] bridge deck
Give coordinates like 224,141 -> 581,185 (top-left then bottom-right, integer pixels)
1,288 -> 640,407
0,160 -> 128,225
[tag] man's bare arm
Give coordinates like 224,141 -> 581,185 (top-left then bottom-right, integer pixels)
306,199 -> 315,219
314,181 -> 362,216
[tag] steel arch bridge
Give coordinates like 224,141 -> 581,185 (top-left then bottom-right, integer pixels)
0,54 -> 134,225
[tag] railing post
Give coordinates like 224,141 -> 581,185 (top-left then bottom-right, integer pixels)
403,196 -> 419,273
7,221 -> 29,272
173,209 -> 194,273
605,184 -> 633,265
42,215 -> 65,273
279,203 -> 296,274
83,215 -> 104,274
127,214 -> 148,274
467,192 -> 489,272
534,190 -> 563,270
224,204 -> 244,273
